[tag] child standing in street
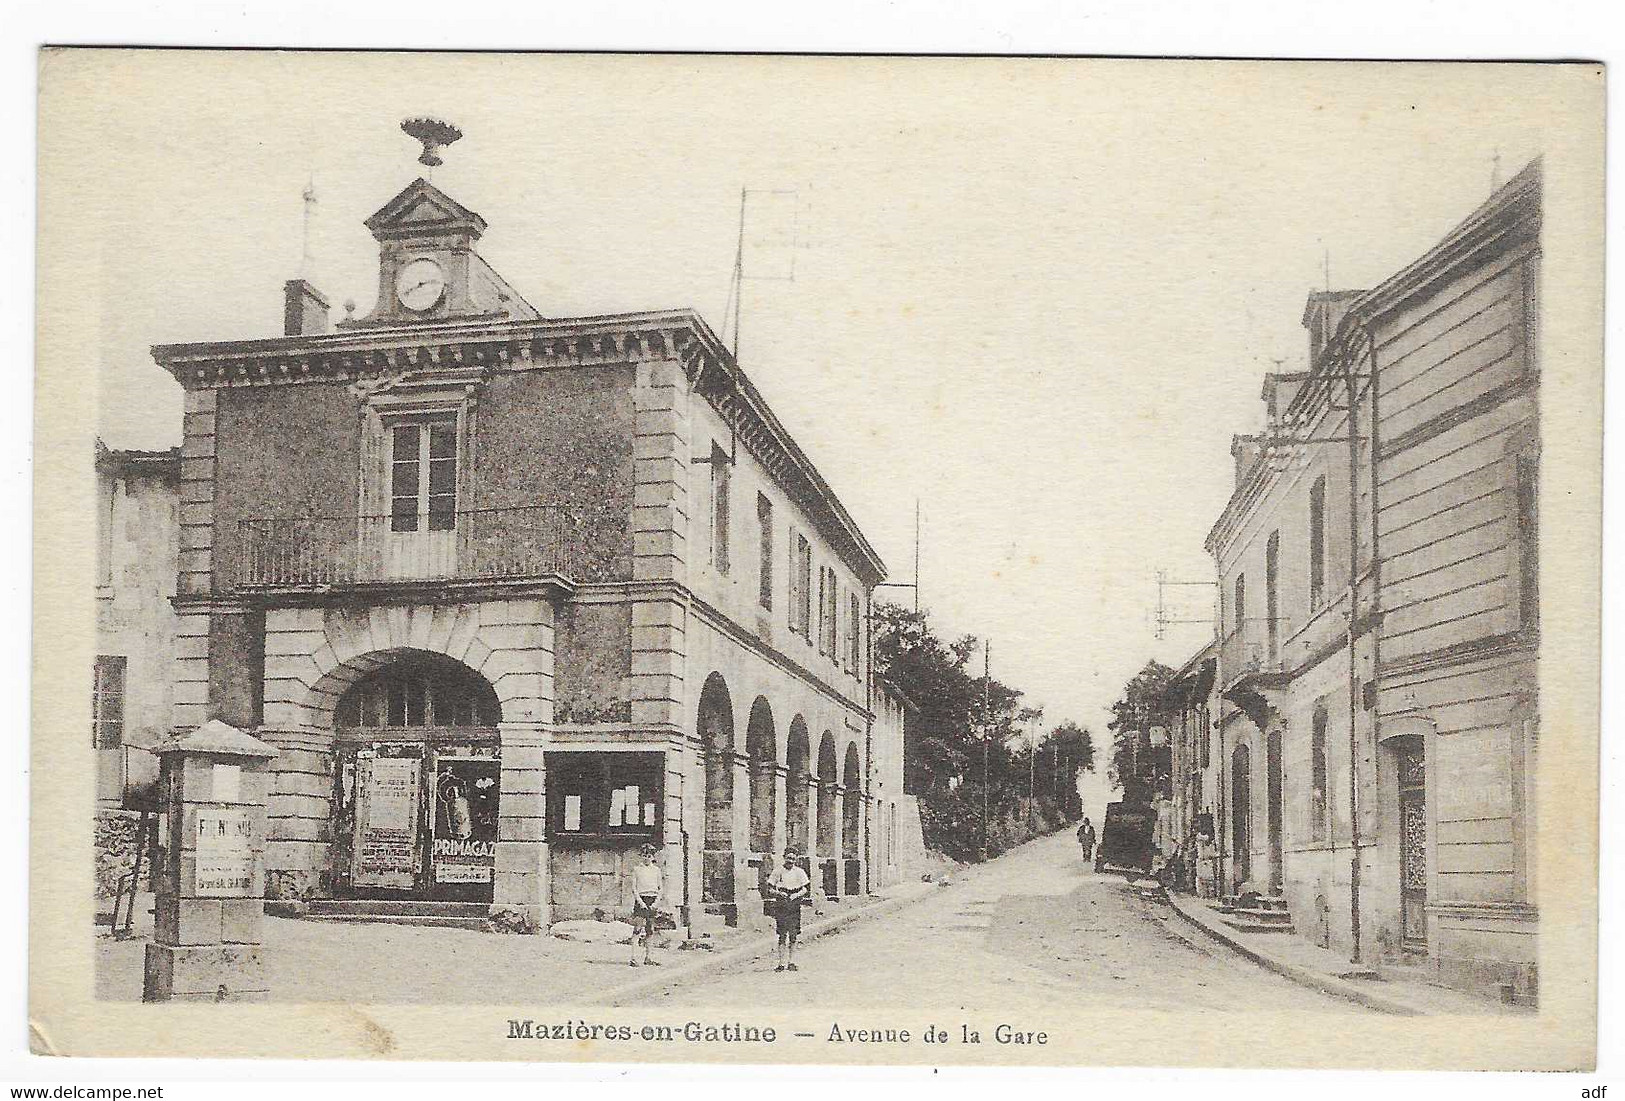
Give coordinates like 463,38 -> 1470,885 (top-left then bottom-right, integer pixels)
766,846 -> 812,972
629,843 -> 663,967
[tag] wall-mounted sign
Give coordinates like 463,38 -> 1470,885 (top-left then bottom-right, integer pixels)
195,808 -> 254,897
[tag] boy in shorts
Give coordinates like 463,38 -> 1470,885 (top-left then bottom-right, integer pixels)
766,846 -> 811,972
629,843 -> 663,967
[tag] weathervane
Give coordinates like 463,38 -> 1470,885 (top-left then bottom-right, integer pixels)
401,116 -> 463,167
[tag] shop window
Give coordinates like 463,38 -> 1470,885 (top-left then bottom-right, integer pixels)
92,655 -> 126,749
546,752 -> 663,840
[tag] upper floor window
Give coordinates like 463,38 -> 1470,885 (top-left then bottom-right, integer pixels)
817,566 -> 832,655
709,443 -> 731,574
1308,475 -> 1327,609
1232,572 -> 1246,638
92,655 -> 126,749
757,494 -> 773,610
847,591 -> 862,673
1265,530 -> 1280,661
788,529 -> 812,641
390,419 -> 457,532
1516,451 -> 1539,631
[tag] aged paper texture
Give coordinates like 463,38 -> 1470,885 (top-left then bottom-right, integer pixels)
32,50 -> 1603,1067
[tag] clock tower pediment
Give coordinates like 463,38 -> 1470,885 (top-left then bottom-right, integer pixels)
345,177 -> 538,329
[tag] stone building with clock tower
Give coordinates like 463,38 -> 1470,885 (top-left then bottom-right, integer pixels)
147,153 -> 916,935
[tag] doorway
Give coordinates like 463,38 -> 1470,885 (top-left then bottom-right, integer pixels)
1397,737 -> 1428,949
1266,728 -> 1284,892
1230,744 -> 1251,888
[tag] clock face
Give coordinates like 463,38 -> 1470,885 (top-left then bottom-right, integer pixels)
395,257 -> 447,312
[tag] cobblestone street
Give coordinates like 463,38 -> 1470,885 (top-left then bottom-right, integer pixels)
625,829 -> 1368,1013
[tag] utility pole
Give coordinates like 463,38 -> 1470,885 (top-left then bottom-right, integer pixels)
1028,715 -> 1037,833
982,641 -> 991,863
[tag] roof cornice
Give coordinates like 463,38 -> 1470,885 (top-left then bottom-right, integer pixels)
151,307 -> 888,586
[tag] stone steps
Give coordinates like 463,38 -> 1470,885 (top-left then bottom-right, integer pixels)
301,899 -> 491,931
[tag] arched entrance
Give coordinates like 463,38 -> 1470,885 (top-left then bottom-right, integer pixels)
1266,728 -> 1284,892
816,732 -> 839,895
698,673 -> 736,904
786,718 -> 810,857
746,698 -> 777,855
842,742 -> 862,895
331,652 -> 502,902
1230,743 -> 1252,888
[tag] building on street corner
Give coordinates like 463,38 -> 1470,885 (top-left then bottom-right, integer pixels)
111,129 -> 921,935
1196,160 -> 1541,1003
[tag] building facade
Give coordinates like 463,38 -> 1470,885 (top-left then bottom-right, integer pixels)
94,443 -> 180,809
1202,162 -> 1541,1001
144,171 -> 904,932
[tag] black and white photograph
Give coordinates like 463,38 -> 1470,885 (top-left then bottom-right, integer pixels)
26,49 -> 1604,1071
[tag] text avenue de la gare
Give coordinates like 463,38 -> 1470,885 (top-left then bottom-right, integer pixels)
506,1020 -> 1048,1045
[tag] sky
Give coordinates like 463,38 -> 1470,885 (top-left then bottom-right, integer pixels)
76,54 -> 1558,819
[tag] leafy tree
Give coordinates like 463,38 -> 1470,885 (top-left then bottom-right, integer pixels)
872,601 -> 1094,861
1106,660 -> 1177,802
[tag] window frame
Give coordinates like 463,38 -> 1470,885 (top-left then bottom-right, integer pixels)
93,655 -> 127,750
387,418 -> 460,534
709,443 -> 731,574
757,493 -> 773,610
1310,702 -> 1330,842
1308,475 -> 1327,609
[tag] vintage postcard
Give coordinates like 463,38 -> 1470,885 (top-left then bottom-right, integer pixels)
31,51 -> 1603,1068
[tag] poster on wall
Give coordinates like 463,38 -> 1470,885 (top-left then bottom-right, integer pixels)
352,753 -> 422,890
431,756 -> 499,886
194,807 -> 254,897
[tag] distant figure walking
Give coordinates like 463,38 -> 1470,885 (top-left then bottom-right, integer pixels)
1077,818 -> 1097,865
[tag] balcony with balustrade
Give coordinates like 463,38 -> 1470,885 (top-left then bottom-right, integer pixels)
234,505 -> 614,598
1219,627 -> 1290,731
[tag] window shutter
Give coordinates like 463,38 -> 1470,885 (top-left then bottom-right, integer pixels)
787,526 -> 799,631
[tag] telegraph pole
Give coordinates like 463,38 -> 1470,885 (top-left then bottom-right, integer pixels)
982,641 -> 991,863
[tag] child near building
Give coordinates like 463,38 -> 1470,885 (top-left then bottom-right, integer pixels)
766,846 -> 812,972
629,844 -> 663,967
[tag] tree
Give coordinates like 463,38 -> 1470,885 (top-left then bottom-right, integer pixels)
872,601 -> 1096,861
1106,661 -> 1177,802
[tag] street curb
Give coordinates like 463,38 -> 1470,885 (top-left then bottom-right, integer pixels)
1165,892 -> 1422,1016
601,885 -> 938,1005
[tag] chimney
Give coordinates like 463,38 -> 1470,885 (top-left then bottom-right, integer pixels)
1231,434 -> 1264,488
283,279 -> 331,336
1301,290 -> 1365,366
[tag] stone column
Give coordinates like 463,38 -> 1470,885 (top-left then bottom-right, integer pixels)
493,721 -> 549,931
257,727 -> 334,900
771,763 -> 788,858
803,775 -> 820,887
826,786 -> 845,900
144,720 -> 277,1003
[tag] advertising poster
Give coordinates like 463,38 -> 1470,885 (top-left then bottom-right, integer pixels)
352,754 -> 422,889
